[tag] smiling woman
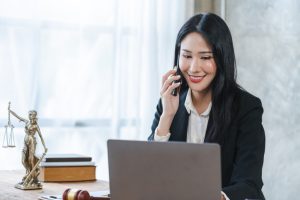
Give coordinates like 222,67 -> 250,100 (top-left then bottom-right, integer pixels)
180,32 -> 217,111
149,13 -> 266,200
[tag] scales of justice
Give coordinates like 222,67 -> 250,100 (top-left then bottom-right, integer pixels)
2,102 -> 48,190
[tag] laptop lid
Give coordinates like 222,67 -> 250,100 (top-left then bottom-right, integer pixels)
107,139 -> 221,200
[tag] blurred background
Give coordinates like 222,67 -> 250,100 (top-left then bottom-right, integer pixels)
0,0 -> 299,199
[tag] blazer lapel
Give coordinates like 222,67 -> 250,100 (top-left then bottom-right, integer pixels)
169,90 -> 189,142
204,112 -> 214,143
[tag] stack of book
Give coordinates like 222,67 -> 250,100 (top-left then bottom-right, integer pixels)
38,154 -> 96,182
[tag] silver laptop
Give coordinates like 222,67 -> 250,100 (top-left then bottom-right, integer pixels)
107,139 -> 221,200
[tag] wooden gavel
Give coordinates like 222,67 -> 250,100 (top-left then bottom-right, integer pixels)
63,188 -> 110,200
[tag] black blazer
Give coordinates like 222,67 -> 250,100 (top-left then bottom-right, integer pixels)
148,88 -> 265,200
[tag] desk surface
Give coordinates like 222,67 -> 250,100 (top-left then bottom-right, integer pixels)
0,170 -> 109,200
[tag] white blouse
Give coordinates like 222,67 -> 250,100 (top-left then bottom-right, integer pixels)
154,88 -> 211,143
154,89 -> 230,200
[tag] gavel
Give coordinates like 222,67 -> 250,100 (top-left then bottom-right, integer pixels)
63,188 -> 110,200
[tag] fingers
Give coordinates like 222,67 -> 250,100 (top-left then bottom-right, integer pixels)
160,68 -> 182,96
161,69 -> 176,86
160,80 -> 181,97
166,81 -> 181,94
160,75 -> 180,95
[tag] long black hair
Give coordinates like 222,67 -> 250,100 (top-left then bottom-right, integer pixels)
174,13 -> 239,143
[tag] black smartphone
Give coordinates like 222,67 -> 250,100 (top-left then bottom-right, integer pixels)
171,57 -> 181,96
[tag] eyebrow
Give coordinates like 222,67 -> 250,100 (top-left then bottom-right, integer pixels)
181,49 -> 213,54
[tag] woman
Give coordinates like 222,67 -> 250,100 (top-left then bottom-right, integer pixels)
148,13 -> 265,200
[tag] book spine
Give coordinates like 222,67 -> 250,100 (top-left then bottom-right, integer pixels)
39,166 -> 96,182
40,161 -> 95,167
44,157 -> 92,162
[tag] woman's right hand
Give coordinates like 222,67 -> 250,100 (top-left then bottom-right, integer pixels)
160,69 -> 181,116
156,69 -> 181,136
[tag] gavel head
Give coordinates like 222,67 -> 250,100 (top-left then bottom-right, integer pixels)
63,188 -> 91,200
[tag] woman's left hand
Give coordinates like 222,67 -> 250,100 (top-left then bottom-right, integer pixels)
220,194 -> 226,200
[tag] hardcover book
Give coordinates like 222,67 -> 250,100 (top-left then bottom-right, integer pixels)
42,154 -> 92,162
40,161 -> 95,167
39,165 -> 96,182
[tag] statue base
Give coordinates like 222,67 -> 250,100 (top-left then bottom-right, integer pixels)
15,182 -> 42,190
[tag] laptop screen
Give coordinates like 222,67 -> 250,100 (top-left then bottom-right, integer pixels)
107,140 -> 221,200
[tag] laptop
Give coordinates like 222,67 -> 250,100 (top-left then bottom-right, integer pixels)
107,139 -> 221,200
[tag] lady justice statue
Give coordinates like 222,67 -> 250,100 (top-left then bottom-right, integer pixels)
6,102 -> 48,190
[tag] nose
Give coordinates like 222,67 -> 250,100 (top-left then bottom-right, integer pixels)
189,57 -> 202,72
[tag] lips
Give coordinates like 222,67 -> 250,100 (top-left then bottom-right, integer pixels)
188,75 -> 206,83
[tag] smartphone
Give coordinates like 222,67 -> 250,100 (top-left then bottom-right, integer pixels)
171,58 -> 182,96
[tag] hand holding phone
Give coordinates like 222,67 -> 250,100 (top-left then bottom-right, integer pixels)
171,66 -> 182,96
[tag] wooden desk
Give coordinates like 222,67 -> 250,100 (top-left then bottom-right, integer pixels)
0,170 -> 109,200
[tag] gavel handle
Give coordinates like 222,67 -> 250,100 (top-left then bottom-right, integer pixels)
90,195 -> 110,200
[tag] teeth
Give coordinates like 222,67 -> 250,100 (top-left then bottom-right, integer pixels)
190,75 -> 205,78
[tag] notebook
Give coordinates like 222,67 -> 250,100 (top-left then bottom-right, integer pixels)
107,139 -> 221,200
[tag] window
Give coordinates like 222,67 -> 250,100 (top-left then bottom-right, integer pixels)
0,0 -> 194,178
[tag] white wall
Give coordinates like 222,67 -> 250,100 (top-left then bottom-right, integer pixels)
226,0 -> 300,199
